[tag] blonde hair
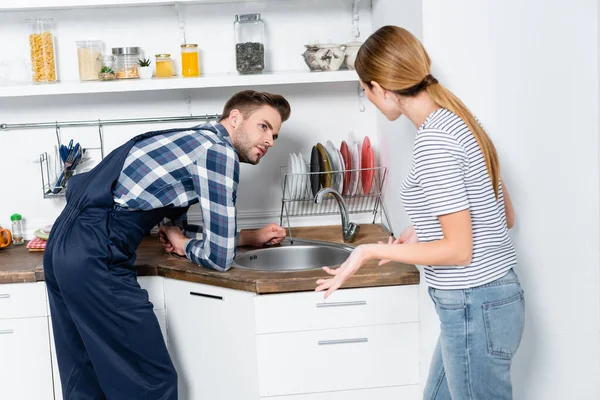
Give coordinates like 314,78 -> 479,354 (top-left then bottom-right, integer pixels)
355,25 -> 500,199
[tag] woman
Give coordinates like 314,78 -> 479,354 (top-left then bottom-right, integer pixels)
315,26 -> 524,399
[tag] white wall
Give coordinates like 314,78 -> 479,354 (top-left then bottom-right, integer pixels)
370,0 -> 437,396
420,0 -> 600,399
0,0 -> 382,234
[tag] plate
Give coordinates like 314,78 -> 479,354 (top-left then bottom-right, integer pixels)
287,153 -> 296,199
316,143 -> 333,189
325,140 -> 342,192
361,136 -> 375,194
34,229 -> 49,241
310,146 -> 321,196
350,141 -> 361,195
297,152 -> 308,199
336,148 -> 345,193
340,141 -> 352,195
293,152 -> 302,200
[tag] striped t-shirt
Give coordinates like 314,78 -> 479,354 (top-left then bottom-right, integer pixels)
400,108 -> 517,289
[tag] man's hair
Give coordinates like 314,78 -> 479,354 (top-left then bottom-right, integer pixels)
219,90 -> 291,123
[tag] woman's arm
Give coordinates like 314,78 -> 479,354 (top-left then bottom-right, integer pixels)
501,178 -> 515,229
362,209 -> 473,267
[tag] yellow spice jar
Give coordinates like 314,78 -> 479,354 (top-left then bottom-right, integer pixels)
181,44 -> 200,77
155,54 -> 173,78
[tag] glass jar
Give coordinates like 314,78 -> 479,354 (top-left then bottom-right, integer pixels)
27,18 -> 57,83
112,47 -> 141,79
181,44 -> 199,77
234,13 -> 265,74
99,55 -> 116,80
76,40 -> 103,81
155,54 -> 173,78
10,214 -> 24,246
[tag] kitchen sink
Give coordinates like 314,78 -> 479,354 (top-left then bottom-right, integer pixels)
232,238 -> 354,271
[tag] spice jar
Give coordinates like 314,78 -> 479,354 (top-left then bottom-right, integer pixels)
234,13 -> 265,74
76,40 -> 103,81
112,47 -> 141,79
27,18 -> 57,83
155,54 -> 173,78
180,44 -> 200,77
10,214 -> 24,246
99,55 -> 116,80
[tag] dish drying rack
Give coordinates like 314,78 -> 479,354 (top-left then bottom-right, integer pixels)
279,165 -> 393,237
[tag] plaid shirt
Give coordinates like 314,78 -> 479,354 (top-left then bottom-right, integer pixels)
113,123 -> 239,272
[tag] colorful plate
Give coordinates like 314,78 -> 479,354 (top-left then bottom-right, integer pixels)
316,143 -> 333,189
361,136 -> 375,194
310,146 -> 321,196
340,141 -> 352,195
34,229 -> 49,241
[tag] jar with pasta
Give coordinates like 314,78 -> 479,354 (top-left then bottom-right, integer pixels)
27,18 -> 57,83
112,47 -> 141,79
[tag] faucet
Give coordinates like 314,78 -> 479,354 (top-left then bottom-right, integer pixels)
314,187 -> 360,243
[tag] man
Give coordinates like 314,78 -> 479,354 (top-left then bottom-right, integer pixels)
43,90 -> 290,399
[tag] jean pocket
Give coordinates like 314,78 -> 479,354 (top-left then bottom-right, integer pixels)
430,287 -> 465,310
483,291 -> 525,359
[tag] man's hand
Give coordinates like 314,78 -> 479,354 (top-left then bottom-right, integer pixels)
158,225 -> 188,256
240,223 -> 287,247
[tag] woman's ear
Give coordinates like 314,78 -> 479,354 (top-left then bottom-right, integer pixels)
371,81 -> 388,100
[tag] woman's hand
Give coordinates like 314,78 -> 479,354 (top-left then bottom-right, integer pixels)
315,246 -> 368,299
378,226 -> 418,265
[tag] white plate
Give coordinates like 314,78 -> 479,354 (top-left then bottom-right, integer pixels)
325,140 -> 342,192
287,152 -> 296,199
292,152 -> 300,200
336,148 -> 345,193
297,152 -> 308,199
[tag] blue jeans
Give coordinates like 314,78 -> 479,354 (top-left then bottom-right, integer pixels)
424,269 -> 525,400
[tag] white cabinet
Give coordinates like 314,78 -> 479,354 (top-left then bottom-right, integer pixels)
0,283 -> 54,400
165,279 -> 420,400
165,279 -> 260,400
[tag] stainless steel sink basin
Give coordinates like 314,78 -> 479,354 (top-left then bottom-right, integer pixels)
232,238 -> 354,271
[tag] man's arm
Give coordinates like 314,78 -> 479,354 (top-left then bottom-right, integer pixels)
161,143 -> 239,272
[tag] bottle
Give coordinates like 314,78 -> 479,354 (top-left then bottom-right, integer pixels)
10,214 -> 24,245
180,44 -> 200,77
234,13 -> 265,74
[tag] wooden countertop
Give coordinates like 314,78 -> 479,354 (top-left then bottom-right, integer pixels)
0,224 -> 419,293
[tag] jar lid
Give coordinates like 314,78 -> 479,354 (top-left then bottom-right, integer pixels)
235,13 -> 261,22
180,44 -> 198,48
112,47 -> 141,55
10,214 -> 22,221
155,53 -> 171,58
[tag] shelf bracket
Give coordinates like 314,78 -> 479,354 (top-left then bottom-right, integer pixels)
351,0 -> 361,41
357,82 -> 365,112
174,2 -> 187,44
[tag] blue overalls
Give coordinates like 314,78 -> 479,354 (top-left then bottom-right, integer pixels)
44,126 -> 207,399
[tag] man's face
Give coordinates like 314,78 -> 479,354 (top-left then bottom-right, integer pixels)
233,105 -> 282,165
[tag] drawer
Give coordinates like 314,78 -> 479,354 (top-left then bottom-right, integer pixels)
261,385 -> 420,400
0,282 -> 47,319
254,285 -> 418,334
138,276 -> 165,310
256,323 -> 419,397
0,317 -> 54,400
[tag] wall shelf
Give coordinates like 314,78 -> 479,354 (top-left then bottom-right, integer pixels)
0,0 -> 282,11
0,70 -> 359,99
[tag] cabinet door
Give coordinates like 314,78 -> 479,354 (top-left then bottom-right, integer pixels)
256,323 -> 419,397
0,317 -> 54,400
138,276 -> 165,310
48,316 -> 63,400
164,279 -> 259,400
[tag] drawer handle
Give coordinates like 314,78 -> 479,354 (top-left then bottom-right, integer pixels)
318,338 -> 368,346
0,294 -> 10,299
190,292 -> 223,301
316,300 -> 367,308
0,329 -> 14,335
